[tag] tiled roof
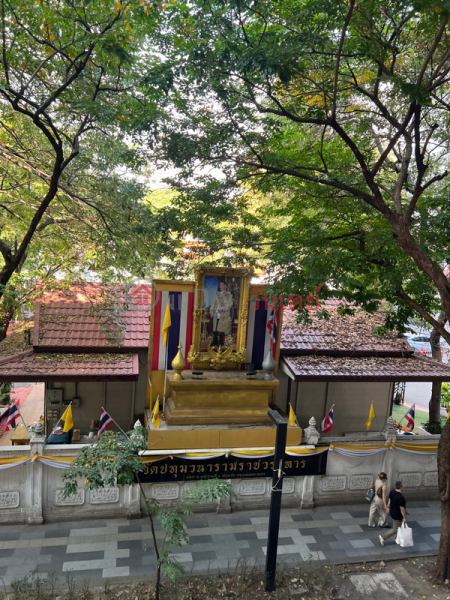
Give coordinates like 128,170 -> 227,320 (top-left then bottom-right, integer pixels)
282,355 -> 450,382
34,283 -> 151,351
0,350 -> 139,381
0,325 -> 33,357
281,303 -> 412,356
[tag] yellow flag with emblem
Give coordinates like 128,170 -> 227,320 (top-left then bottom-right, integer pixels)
61,404 -> 73,433
288,403 -> 298,427
366,402 -> 376,431
151,396 -> 160,429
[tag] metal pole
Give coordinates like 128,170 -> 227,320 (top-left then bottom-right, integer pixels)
264,409 -> 288,593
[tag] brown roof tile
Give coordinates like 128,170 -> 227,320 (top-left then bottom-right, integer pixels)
34,283 -> 151,351
0,351 -> 139,381
281,302 -> 412,356
282,355 -> 450,381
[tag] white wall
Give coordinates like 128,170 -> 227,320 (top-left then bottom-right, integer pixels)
0,434 -> 439,523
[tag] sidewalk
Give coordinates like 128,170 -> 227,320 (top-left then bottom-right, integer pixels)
0,500 -> 440,589
0,383 -> 44,445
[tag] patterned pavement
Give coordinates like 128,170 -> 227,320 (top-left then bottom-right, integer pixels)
0,500 -> 441,588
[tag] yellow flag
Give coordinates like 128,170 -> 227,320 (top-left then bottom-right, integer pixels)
288,403 -> 298,427
366,402 -> 376,431
162,302 -> 171,347
61,404 -> 73,432
151,396 -> 160,429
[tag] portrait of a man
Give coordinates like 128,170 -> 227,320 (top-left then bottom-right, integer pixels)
201,275 -> 241,349
210,281 -> 234,346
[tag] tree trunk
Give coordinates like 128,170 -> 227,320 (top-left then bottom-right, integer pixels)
0,302 -> 16,343
436,418 -> 450,580
430,312 -> 447,425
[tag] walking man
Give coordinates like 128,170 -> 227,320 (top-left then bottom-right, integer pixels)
379,480 -> 406,546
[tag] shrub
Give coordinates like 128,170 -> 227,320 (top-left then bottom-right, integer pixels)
422,421 -> 444,435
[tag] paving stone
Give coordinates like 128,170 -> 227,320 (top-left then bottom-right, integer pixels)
291,513 -> 314,522
189,534 -> 213,545
234,531 -> 258,541
44,529 -> 71,539
330,511 -> 353,520
191,550 -> 217,561
0,532 -> 21,541
350,539 -> 374,549
118,523 -> 143,534
339,525 -> 363,534
228,517 -> 252,526
40,545 -> 68,555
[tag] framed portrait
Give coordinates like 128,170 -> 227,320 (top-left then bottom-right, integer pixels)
187,266 -> 252,369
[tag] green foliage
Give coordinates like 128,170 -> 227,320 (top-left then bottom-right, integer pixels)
147,0 -> 450,334
0,382 -> 11,404
441,383 -> 450,407
0,0 -> 167,324
61,428 -> 148,497
422,421 -> 445,435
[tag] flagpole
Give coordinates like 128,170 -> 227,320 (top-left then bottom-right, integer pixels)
163,328 -> 169,413
101,406 -> 130,439
15,402 -> 30,436
398,403 -> 414,426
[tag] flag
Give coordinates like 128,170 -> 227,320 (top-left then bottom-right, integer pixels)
288,403 -> 298,427
320,405 -> 334,433
162,302 -> 171,348
267,309 -> 279,359
151,396 -> 160,429
5,402 -> 20,431
151,290 -> 195,370
61,404 -> 73,433
404,404 -> 415,432
246,301 -> 281,368
98,409 -> 114,439
366,402 -> 376,431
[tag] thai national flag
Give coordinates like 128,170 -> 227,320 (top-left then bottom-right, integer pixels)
321,405 -> 334,433
404,404 -> 415,432
246,302 -> 281,369
267,309 -> 278,356
151,291 -> 195,370
98,409 -> 114,439
6,402 -> 20,431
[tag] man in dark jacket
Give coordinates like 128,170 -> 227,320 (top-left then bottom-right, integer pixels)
379,480 -> 406,546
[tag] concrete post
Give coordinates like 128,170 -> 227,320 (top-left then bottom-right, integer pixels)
28,435 -> 46,524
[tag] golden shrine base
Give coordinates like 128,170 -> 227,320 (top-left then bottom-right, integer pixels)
164,370 -> 279,426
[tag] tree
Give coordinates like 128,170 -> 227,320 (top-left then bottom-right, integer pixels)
62,428 -> 233,600
156,0 -> 450,340
154,0 -> 450,578
0,0 -> 169,336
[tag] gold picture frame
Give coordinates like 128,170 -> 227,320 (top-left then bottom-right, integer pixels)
187,265 -> 252,369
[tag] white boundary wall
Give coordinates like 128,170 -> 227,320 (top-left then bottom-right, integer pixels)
0,435 -> 439,523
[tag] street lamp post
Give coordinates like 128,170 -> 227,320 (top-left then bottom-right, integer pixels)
264,409 -> 288,592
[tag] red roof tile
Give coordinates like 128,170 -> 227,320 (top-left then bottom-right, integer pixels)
0,350 -> 139,381
282,355 -> 450,382
34,283 -> 151,351
281,304 -> 412,356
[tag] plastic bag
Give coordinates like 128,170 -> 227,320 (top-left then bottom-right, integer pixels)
365,487 -> 375,502
396,523 -> 413,547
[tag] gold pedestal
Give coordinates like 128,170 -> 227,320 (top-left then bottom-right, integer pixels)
164,370 -> 279,426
